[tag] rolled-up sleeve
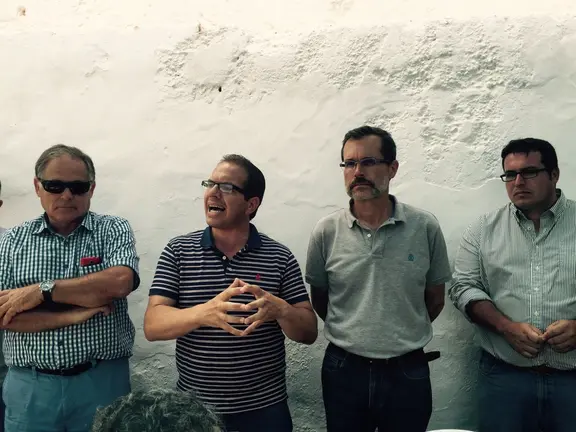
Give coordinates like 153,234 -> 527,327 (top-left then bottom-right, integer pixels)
305,226 -> 328,292
448,218 -> 492,320
105,218 -> 140,290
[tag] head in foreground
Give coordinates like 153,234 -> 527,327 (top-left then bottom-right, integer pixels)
91,388 -> 222,432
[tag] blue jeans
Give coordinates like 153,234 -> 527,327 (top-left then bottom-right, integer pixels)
3,357 -> 131,432
222,400 -> 293,432
478,350 -> 576,432
321,342 -> 432,432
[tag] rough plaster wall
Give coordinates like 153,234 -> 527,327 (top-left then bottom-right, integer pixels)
2,1 -> 576,430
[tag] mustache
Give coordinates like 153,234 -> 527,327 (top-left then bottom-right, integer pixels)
349,178 -> 374,189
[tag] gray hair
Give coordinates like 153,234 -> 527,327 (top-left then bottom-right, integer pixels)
35,144 -> 96,181
91,388 -> 223,432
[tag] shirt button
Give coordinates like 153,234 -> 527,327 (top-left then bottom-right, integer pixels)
367,234 -> 372,238
534,311 -> 539,316
222,256 -> 227,261
534,288 -> 539,292
536,266 -> 540,270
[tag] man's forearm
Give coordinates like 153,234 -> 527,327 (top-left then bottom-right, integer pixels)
278,306 -> 318,344
426,301 -> 444,322
51,267 -> 134,308
2,309 -> 82,333
466,300 -> 512,334
144,304 -> 205,341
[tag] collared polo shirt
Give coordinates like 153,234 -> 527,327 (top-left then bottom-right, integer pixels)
306,196 -> 452,358
0,212 -> 140,369
449,189 -> 576,370
149,224 -> 310,414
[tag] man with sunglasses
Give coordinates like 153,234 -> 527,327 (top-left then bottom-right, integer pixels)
449,138 -> 576,432
305,126 -> 452,432
144,154 -> 317,432
0,144 -> 140,432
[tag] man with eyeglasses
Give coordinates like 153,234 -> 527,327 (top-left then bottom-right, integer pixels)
0,144 -> 140,432
144,154 -> 317,432
305,126 -> 451,432
449,138 -> 576,432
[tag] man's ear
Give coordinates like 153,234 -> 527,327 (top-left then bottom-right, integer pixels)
0,199 -> 3,209
246,197 -> 260,217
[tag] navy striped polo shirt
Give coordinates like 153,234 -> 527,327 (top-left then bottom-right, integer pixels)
149,224 -> 310,414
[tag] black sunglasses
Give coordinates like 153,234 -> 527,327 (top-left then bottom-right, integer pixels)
39,179 -> 92,195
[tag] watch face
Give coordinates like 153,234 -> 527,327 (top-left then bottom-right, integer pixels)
41,281 -> 55,292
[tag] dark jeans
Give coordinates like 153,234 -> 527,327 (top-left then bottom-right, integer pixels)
478,350 -> 576,432
222,400 -> 292,432
321,342 -> 432,432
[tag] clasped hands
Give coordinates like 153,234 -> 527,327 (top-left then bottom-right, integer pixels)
503,320 -> 576,358
202,278 -> 289,337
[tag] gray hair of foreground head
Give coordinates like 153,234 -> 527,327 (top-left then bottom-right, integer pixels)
35,144 -> 96,182
91,388 -> 223,432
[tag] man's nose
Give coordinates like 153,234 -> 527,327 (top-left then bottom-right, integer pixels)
353,163 -> 365,175
514,174 -> 525,186
60,188 -> 74,200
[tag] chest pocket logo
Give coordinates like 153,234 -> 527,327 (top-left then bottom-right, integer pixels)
408,254 -> 415,261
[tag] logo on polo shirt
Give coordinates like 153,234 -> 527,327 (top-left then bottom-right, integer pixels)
408,254 -> 415,261
256,274 -> 261,281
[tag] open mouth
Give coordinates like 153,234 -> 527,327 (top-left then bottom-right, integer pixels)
208,205 -> 225,213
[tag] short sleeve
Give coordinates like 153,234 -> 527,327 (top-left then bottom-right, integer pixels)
279,253 -> 311,305
0,231 -> 15,291
105,218 -> 140,290
304,227 -> 329,291
426,221 -> 452,285
149,243 -> 181,303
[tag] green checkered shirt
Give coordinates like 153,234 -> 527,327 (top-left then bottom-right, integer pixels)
0,212 -> 140,369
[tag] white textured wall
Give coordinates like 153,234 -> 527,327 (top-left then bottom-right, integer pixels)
2,1 -> 576,430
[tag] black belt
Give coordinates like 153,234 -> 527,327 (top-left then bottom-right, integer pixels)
328,342 -> 428,365
32,360 -> 101,376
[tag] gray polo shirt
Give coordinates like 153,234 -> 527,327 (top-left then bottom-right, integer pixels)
305,196 -> 452,358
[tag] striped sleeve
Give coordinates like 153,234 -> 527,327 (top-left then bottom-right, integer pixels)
149,242 -> 181,302
279,253 -> 310,305
0,231 -> 14,291
448,218 -> 492,320
105,218 -> 140,290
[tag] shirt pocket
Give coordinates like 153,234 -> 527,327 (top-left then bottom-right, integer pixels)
77,262 -> 107,276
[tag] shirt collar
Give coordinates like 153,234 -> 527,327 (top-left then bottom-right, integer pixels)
200,223 -> 262,250
345,194 -> 406,229
512,188 -> 566,221
32,211 -> 94,235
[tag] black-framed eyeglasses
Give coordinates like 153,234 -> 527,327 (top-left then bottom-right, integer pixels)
39,179 -> 92,195
500,168 -> 548,182
201,179 -> 245,194
339,157 -> 391,170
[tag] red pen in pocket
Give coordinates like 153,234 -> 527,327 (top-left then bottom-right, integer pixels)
80,256 -> 102,267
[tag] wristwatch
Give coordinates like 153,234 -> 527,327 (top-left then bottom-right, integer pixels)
39,280 -> 55,302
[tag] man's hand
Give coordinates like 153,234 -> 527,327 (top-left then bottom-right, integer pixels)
0,285 -> 44,326
68,304 -> 114,326
501,322 -> 544,358
200,279 -> 249,337
241,284 -> 289,335
543,320 -> 576,353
